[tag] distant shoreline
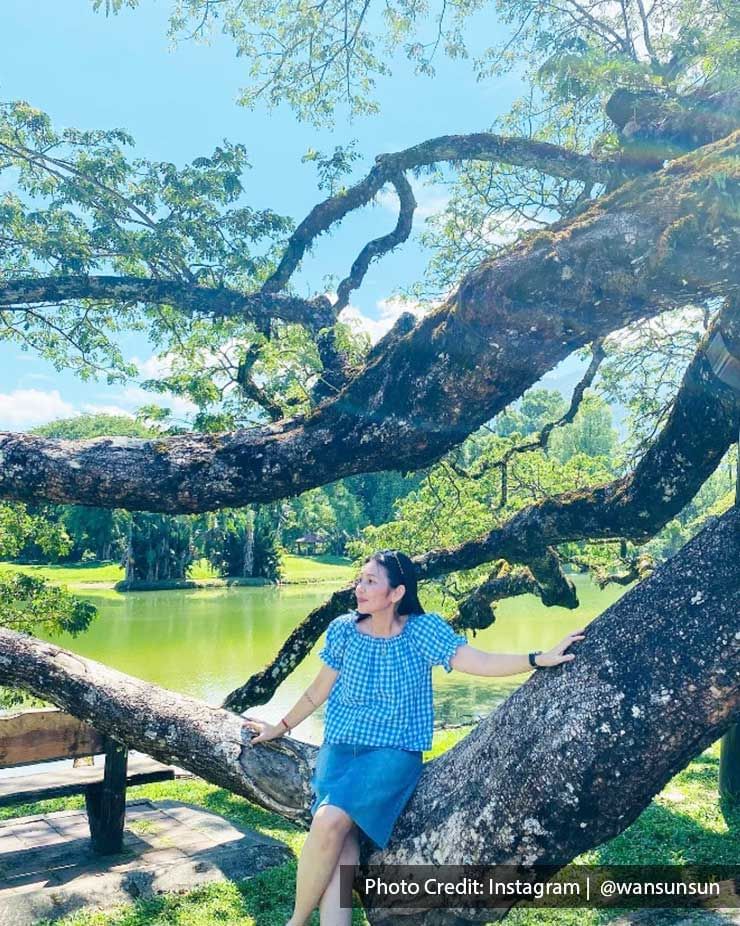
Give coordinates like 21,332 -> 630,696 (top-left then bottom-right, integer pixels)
0,559 -> 353,592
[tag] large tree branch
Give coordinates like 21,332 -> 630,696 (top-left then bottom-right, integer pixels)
364,507 -> 740,924
263,133 -> 640,294
1,507 -> 737,926
0,276 -> 335,332
0,633 -> 316,823
0,133 -> 738,512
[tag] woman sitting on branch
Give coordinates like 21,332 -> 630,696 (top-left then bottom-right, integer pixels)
244,548 -> 586,926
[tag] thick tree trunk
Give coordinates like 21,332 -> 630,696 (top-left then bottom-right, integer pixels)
0,508 -> 737,925
364,507 -> 739,923
0,133 -> 737,513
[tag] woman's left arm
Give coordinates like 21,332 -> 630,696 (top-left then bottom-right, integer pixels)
450,629 -> 587,676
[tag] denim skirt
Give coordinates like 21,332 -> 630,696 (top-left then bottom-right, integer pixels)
310,742 -> 424,849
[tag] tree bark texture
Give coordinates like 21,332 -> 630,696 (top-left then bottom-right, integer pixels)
364,507 -> 740,923
0,133 -> 737,513
0,508 -> 737,926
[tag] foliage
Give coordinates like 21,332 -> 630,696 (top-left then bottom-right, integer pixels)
124,512 -> 195,582
495,388 -> 568,437
0,100 -> 292,384
252,505 -> 284,582
0,572 -> 97,709
547,394 -> 619,464
0,500 -> 71,561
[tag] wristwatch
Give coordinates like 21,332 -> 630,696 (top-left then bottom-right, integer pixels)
528,651 -> 543,668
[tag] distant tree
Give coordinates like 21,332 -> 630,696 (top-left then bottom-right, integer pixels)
199,507 -> 256,577
548,393 -> 619,463
495,388 -> 568,437
123,512 -> 195,583
252,504 -> 283,582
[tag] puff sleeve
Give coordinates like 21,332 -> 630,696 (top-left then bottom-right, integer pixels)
318,616 -> 349,670
409,612 -> 467,673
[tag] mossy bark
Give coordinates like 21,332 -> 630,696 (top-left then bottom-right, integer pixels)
0,509 -> 737,926
0,134 -> 738,514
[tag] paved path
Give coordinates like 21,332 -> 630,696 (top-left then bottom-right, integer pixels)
0,798 -> 292,925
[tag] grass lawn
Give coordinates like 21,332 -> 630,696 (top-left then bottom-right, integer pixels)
280,553 -> 354,583
1,730 -> 736,926
0,554 -> 355,588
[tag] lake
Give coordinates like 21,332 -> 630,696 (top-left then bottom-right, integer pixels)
30,575 -> 629,746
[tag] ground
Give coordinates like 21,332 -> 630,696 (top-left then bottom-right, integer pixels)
0,727 -> 736,926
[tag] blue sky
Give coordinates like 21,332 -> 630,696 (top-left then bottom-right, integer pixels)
0,0 -> 588,431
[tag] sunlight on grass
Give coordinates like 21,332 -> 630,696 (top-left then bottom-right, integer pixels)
1,729 -> 734,926
0,553 -> 354,588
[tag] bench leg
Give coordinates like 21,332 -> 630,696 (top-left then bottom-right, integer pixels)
85,736 -> 128,855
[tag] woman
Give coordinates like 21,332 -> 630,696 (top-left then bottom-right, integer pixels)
243,549 -> 586,926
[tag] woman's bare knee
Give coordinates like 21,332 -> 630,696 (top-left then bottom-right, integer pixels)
312,805 -> 355,848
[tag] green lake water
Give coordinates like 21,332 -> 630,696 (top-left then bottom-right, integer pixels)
37,576 -> 630,746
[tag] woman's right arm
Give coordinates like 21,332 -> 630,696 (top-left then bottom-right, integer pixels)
243,663 -> 339,745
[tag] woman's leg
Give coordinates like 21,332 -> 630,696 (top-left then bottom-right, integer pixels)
287,805 -> 356,926
318,823 -> 360,926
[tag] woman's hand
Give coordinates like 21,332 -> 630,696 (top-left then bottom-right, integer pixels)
242,717 -> 287,746
536,628 -> 587,667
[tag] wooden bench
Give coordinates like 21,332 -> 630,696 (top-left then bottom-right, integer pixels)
0,708 -> 182,855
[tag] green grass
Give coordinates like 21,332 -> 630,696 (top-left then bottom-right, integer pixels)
0,554 -> 354,589
1,730 -> 736,926
280,553 -> 354,583
0,560 -> 127,584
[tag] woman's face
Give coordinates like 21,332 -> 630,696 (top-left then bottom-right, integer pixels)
354,560 -> 404,614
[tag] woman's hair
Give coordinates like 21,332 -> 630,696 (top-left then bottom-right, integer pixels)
355,549 -> 425,617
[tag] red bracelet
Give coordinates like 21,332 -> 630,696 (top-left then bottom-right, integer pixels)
279,717 -> 292,734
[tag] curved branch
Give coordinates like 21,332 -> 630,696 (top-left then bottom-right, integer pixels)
0,134 -> 737,512
335,170 -> 417,311
262,133 -> 639,293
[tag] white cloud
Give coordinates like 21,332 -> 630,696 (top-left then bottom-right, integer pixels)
0,388 -> 77,429
338,295 -> 432,344
130,351 -> 176,380
106,384 -> 199,420
376,179 -> 451,221
0,381 -> 201,432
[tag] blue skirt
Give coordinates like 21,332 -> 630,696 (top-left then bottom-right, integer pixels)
310,742 -> 424,849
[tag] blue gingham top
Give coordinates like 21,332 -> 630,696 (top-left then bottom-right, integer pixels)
318,610 -> 468,751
